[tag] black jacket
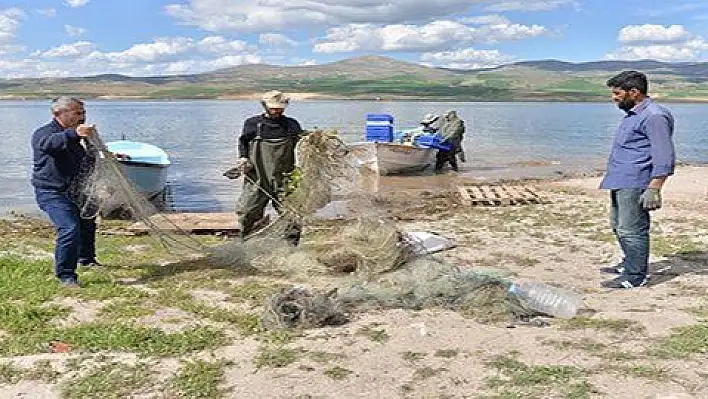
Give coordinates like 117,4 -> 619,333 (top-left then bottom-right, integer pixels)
31,119 -> 87,191
238,114 -> 302,159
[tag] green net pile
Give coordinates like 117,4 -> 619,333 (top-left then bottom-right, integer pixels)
72,129 -> 534,329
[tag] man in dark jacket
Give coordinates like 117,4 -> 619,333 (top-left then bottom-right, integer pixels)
234,90 -> 303,243
31,97 -> 99,287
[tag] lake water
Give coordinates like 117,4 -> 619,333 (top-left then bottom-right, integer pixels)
2,100 -> 707,215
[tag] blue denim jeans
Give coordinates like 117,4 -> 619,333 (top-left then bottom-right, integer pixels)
34,188 -> 96,281
610,189 -> 650,280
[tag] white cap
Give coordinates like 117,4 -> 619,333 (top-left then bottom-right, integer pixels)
261,90 -> 290,109
421,113 -> 439,124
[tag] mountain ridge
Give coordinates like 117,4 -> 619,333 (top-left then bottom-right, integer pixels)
2,55 -> 707,102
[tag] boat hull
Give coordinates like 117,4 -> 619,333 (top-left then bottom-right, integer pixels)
105,140 -> 171,198
118,161 -> 169,199
349,142 -> 437,176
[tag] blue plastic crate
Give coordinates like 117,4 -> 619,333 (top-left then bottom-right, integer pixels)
366,113 -> 394,123
415,134 -> 452,151
366,132 -> 393,142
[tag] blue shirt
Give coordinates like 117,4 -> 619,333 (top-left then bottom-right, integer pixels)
31,119 -> 86,191
600,98 -> 675,189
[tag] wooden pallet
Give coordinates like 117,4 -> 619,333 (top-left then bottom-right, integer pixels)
458,185 -> 543,206
123,212 -> 239,235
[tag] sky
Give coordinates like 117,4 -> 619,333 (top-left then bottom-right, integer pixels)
1,0 -> 708,78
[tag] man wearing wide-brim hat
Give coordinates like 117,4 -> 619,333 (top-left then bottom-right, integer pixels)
230,90 -> 304,244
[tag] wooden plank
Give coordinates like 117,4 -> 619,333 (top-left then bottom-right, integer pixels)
495,185 -> 512,205
458,186 -> 472,204
456,184 -> 547,207
480,185 -> 498,205
522,186 -> 541,201
468,185 -> 485,200
504,186 -> 526,204
126,212 -> 239,234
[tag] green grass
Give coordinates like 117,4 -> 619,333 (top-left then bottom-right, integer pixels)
169,360 -> 230,398
230,280 -> 284,303
0,323 -> 225,356
485,355 -> 593,398
0,362 -> 25,384
561,317 -> 645,333
153,289 -> 263,335
434,349 -> 460,359
356,325 -> 390,343
253,346 -> 299,369
649,324 -> 708,359
98,299 -> 155,320
61,362 -> 153,399
324,366 -> 353,380
402,351 -> 427,362
621,364 -> 670,381
651,236 -> 704,256
308,351 -> 347,364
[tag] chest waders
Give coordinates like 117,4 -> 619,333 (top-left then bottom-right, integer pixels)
237,123 -> 301,244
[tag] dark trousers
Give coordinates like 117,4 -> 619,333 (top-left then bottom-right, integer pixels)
435,149 -> 458,172
610,189 -> 650,280
237,180 -> 301,245
34,188 -> 96,281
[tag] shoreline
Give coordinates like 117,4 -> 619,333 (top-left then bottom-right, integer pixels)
2,94 -> 708,103
4,164 -> 706,220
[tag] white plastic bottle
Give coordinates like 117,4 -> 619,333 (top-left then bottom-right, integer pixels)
508,282 -> 582,319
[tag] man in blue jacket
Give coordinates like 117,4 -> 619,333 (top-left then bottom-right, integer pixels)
599,71 -> 675,289
31,97 -> 99,287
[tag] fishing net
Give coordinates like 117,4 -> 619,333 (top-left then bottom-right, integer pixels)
261,258 -> 535,329
69,128 -> 535,330
69,132 -> 206,253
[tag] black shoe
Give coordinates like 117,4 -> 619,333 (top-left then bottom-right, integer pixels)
79,259 -> 103,268
599,264 -> 625,274
59,278 -> 81,288
600,275 -> 648,289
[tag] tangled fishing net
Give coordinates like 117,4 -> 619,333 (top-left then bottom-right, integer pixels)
70,129 -> 535,330
260,258 -> 535,330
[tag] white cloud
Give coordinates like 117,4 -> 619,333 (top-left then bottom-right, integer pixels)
42,41 -> 96,58
296,59 -> 318,66
460,15 -> 510,25
314,19 -> 545,53
606,41 -> 708,62
65,24 -> 88,37
165,0 -> 483,32
618,24 -> 690,43
36,8 -> 57,17
259,33 -> 297,48
484,0 -> 578,12
65,0 -> 90,8
87,37 -> 194,63
0,36 -> 262,78
421,48 -> 515,69
196,36 -> 250,53
0,8 -> 25,45
607,24 -> 708,61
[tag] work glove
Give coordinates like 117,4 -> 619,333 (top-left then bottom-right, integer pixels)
639,188 -> 662,211
223,158 -> 252,180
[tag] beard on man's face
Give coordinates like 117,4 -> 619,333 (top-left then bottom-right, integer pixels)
616,97 -> 636,112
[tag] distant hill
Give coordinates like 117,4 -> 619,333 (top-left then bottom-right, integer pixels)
1,55 -> 707,101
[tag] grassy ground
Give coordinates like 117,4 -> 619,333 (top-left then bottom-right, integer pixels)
0,177 -> 707,398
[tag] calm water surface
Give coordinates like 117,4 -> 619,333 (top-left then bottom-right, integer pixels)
2,100 -> 707,215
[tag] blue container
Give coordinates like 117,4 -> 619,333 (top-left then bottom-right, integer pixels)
366,113 -> 394,142
366,113 -> 394,123
415,134 -> 453,151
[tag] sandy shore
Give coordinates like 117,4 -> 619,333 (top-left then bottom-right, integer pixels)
1,166 -> 706,398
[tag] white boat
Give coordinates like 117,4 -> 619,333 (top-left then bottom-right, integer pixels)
105,140 -> 171,199
348,141 -> 437,176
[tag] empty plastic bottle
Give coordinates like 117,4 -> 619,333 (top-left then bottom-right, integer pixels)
508,282 -> 582,319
